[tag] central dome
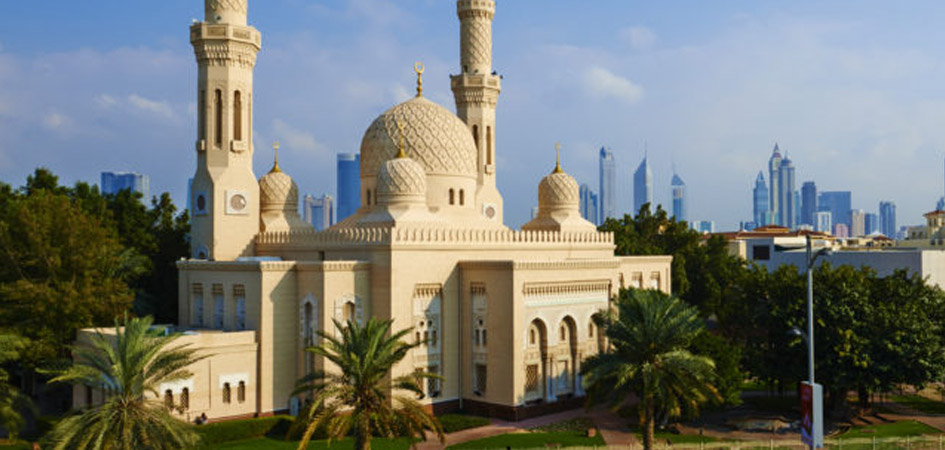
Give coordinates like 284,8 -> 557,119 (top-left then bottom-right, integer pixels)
360,96 -> 477,180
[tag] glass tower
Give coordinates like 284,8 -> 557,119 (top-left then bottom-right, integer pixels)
336,153 -> 360,222
599,147 -> 615,221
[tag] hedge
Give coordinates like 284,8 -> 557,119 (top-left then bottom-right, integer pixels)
438,414 -> 490,433
195,415 -> 294,446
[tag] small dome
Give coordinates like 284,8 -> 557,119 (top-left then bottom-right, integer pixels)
360,96 -> 477,180
538,171 -> 579,211
377,157 -> 427,204
259,169 -> 298,212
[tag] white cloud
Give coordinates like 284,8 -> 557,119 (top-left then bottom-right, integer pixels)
619,26 -> 657,49
390,84 -> 411,103
96,94 -> 117,108
127,94 -> 176,120
583,66 -> 644,104
43,111 -> 65,129
271,118 -> 326,154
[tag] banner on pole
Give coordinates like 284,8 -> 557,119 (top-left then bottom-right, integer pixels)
801,381 -> 824,448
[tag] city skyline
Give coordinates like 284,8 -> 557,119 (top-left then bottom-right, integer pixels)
5,1 -> 945,228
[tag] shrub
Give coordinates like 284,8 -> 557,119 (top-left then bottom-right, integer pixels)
195,415 -> 293,446
438,414 -> 490,433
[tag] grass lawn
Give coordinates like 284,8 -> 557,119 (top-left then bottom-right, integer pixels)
891,395 -> 945,414
837,420 -> 941,439
447,430 -> 605,449
211,437 -> 416,450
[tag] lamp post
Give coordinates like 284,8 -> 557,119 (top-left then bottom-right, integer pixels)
804,234 -> 830,450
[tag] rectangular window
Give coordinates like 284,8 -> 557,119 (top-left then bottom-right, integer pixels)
214,89 -> 223,146
192,284 -> 204,327
198,90 -> 206,140
525,364 -> 539,393
427,365 -> 439,397
234,285 -> 246,330
753,245 -> 771,260
475,364 -> 487,394
212,284 -> 224,329
650,272 -> 660,290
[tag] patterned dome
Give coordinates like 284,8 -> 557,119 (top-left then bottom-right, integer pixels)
360,96 -> 477,180
259,169 -> 298,212
538,171 -> 579,211
377,157 -> 427,204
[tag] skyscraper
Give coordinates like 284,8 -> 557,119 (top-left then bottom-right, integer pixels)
753,172 -> 769,226
814,211 -> 832,233
834,223 -> 849,238
633,152 -> 652,214
101,171 -> 150,202
303,194 -> 334,231
851,209 -> 866,237
768,143 -> 783,225
336,153 -> 360,222
864,213 -> 879,236
879,201 -> 896,238
818,191 -> 852,229
579,184 -> 599,225
800,181 -> 817,226
599,147 -> 615,221
671,171 -> 686,222
778,155 -> 795,229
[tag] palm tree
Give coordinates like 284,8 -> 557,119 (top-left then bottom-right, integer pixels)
293,318 -> 445,450
44,316 -> 206,450
582,289 -> 719,450
0,334 -> 35,441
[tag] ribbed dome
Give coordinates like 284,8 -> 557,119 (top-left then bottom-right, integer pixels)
377,157 -> 427,204
538,171 -> 579,211
259,169 -> 298,212
360,96 -> 477,180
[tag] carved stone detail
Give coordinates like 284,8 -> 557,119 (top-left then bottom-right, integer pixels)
538,172 -> 580,208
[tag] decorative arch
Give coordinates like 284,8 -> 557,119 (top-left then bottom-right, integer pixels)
334,294 -> 363,328
556,316 -> 578,396
524,318 -> 548,402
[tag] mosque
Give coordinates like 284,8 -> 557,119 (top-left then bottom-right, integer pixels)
74,0 -> 672,421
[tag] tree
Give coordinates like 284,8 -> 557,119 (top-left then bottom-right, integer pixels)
582,289 -> 719,450
0,334 -> 34,440
44,316 -> 205,450
293,318 -> 444,450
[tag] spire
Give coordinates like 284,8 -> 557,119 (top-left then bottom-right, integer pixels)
414,62 -> 424,98
395,121 -> 407,159
270,142 -> 281,173
553,142 -> 563,173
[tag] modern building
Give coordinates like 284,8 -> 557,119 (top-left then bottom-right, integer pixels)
834,223 -> 849,238
800,181 -> 817,227
691,220 -> 715,234
768,144 -> 783,226
778,156 -> 795,229
818,191 -> 852,229
579,183 -> 598,225
814,211 -> 832,234
101,171 -> 150,202
74,0 -> 674,423
303,194 -> 334,231
880,201 -> 897,238
671,171 -> 686,223
599,147 -> 615,222
851,209 -> 867,237
633,152 -> 652,214
336,153 -> 361,223
753,172 -> 769,227
864,213 -> 879,236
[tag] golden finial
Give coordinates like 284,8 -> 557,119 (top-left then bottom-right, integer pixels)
414,61 -> 425,97
553,142 -> 563,173
271,141 -> 281,173
395,121 -> 407,159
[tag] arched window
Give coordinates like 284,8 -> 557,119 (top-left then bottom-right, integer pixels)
459,190 -> 465,206
366,190 -> 372,206
486,126 -> 493,165
233,91 -> 242,141
529,329 -> 536,345
164,389 -> 174,410
588,323 -> 594,338
180,388 -> 190,410
199,90 -> 206,140
560,325 -> 566,342
237,381 -> 246,403
449,189 -> 455,205
223,383 -> 232,404
472,125 -> 480,152
214,89 -> 223,146
343,302 -> 355,323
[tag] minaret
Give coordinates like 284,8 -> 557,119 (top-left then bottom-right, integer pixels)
189,0 -> 262,260
451,0 -> 504,224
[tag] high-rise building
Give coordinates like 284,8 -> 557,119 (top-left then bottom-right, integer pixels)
753,172 -> 769,226
303,194 -> 334,231
814,211 -> 832,233
101,171 -> 150,202
864,212 -> 879,236
691,220 -> 715,234
599,147 -> 615,221
768,143 -> 783,225
633,152 -> 652,214
671,171 -> 686,222
818,191 -> 852,229
851,209 -> 866,237
834,223 -> 849,238
800,181 -> 817,226
794,190 -> 801,227
336,153 -> 360,222
879,201 -> 897,238
778,155 -> 795,229
579,184 -> 599,225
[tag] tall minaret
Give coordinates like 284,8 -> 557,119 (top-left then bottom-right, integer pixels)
451,0 -> 504,224
189,0 -> 262,260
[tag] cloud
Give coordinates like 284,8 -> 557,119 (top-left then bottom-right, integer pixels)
43,111 -> 66,130
583,66 -> 644,104
271,118 -> 326,154
619,26 -> 657,49
127,94 -> 176,120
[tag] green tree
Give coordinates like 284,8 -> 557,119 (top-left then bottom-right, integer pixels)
582,289 -> 719,450
293,318 -> 445,450
44,316 -> 205,450
0,334 -> 34,440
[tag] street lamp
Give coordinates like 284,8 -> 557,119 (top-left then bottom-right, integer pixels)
803,234 -> 831,450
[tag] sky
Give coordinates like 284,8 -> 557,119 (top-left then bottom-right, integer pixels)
2,1 -> 945,229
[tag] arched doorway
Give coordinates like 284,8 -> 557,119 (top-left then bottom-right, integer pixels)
524,319 -> 547,402
557,317 -> 578,397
